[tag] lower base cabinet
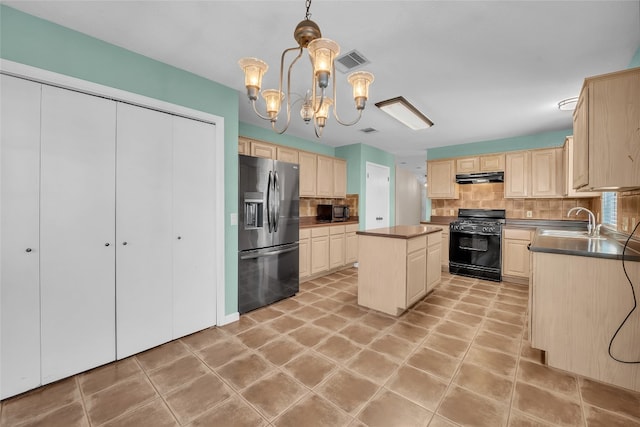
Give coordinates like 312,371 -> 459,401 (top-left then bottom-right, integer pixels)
427,232 -> 442,292
502,228 -> 533,284
301,223 -> 359,280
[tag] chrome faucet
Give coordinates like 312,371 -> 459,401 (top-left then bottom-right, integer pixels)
567,207 -> 598,236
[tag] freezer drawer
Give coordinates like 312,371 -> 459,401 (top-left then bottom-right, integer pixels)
238,243 -> 299,313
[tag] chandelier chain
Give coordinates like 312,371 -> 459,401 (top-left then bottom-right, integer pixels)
305,0 -> 312,20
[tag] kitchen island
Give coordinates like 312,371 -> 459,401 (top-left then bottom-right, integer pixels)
357,225 -> 442,316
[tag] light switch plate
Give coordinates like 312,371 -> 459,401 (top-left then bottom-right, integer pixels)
431,209 -> 436,215
230,213 -> 238,226
526,211 -> 533,218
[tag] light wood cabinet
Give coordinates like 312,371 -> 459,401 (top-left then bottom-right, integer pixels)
238,137 -> 250,155
572,67 -> 640,191
427,159 -> 458,199
299,229 -> 311,279
530,147 -> 563,197
406,237 -> 428,307
441,228 -> 450,271
563,136 -> 601,198
250,140 -> 276,159
480,154 -> 505,172
333,158 -> 347,198
316,155 -> 335,197
456,157 -> 479,173
277,146 -> 299,163
329,225 -> 346,269
426,231 -> 442,292
310,227 -> 330,275
345,223 -> 359,264
502,228 -> 532,284
505,151 -> 530,197
299,151 -> 317,197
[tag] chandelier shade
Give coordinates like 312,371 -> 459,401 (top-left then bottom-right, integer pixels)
238,0 -> 374,137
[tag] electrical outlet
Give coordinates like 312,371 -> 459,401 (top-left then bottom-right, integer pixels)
526,210 -> 533,218
633,217 -> 638,229
449,209 -> 455,216
622,217 -> 629,232
431,209 -> 436,216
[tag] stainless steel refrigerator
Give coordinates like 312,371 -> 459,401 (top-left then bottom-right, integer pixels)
238,154 -> 299,314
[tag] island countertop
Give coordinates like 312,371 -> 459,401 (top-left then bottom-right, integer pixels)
357,224 -> 443,239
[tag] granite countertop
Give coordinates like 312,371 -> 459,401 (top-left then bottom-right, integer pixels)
357,225 -> 443,239
300,216 -> 359,229
529,228 -> 640,262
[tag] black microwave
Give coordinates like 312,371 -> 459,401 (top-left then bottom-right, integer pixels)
317,204 -> 350,222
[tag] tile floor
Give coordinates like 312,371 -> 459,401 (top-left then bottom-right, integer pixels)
2,269 -> 640,427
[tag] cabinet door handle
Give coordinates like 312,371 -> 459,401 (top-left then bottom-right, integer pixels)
177,236 -> 182,240
105,243 -> 110,247
25,248 -> 32,253
122,242 -> 128,246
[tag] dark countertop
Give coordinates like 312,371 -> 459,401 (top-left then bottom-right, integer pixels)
357,225 -> 443,239
529,228 -> 640,262
300,216 -> 359,229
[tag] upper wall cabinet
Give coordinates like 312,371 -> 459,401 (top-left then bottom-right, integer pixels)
573,67 -> 640,191
427,159 -> 458,199
563,137 -> 601,198
505,151 -> 530,198
505,148 -> 564,198
456,154 -> 505,173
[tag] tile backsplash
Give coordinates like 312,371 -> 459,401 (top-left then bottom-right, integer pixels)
300,194 -> 359,218
430,183 -> 596,220
617,189 -> 640,233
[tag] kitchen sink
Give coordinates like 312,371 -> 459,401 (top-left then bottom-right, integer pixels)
538,229 -> 606,240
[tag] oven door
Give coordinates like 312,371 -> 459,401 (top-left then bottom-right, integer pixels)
449,229 -> 502,280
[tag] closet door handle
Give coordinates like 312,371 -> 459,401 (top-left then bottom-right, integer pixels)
122,241 -> 128,246
25,248 -> 33,253
105,243 -> 110,247
177,236 -> 182,240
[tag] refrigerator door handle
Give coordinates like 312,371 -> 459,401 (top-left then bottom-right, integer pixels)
273,171 -> 280,232
239,244 -> 299,260
267,171 -> 273,233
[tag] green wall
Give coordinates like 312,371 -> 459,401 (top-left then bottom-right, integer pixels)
0,5 -> 240,315
630,46 -> 640,68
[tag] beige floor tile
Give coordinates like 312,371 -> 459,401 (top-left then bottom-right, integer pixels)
247,306 -> 285,322
467,288 -> 497,299
357,389 -> 432,427
517,359 -> 579,399
580,377 -> 640,420
520,341 -> 544,364
347,349 -> 399,383
584,404 -> 640,427
311,286 -> 340,297
274,394 -> 352,427
406,347 -> 460,381
313,314 -> 350,331
432,289 -> 461,301
284,351 -> 337,388
331,292 -> 358,305
85,374 -> 157,426
164,373 -> 231,424
508,409 -> 555,426
387,322 -> 429,343
242,372 -> 308,420
257,337 -> 306,366
293,292 -> 322,304
339,324 -> 379,345
311,298 -> 342,312
426,295 -> 458,308
79,358 -> 142,396
236,325 -> 280,349
465,345 -> 518,377
196,337 -> 248,368
434,320 -> 476,341
413,302 -> 450,318
486,308 -> 525,326
454,362 -> 514,403
179,327 -> 228,351
316,335 -> 362,363
291,305 -> 327,321
387,365 -> 448,411
187,395 -> 267,427
400,311 -> 441,329
368,334 -> 417,361
359,312 -> 397,330
317,370 -> 379,414
493,301 -> 525,314
102,399 -> 177,427
135,341 -> 190,371
215,354 -> 273,390
453,301 -> 488,317
512,382 -> 584,426
0,378 -> 80,426
460,294 -> 492,306
424,332 -> 470,358
482,319 -> 523,339
474,329 -> 521,355
437,385 -> 508,427
446,310 -> 484,327
146,355 -> 209,395
289,324 -> 331,346
12,401 -> 89,427
267,315 -> 306,334
272,297 -> 304,312
428,415 -> 459,427
218,315 -> 256,335
333,304 -> 368,319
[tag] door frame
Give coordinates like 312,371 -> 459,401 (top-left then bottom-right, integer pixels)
365,161 -> 390,230
0,59 -> 231,326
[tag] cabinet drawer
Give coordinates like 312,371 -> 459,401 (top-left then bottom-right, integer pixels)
311,227 -> 330,237
346,223 -> 359,233
300,228 -> 311,239
407,236 -> 427,253
504,228 -> 532,241
330,225 -> 345,235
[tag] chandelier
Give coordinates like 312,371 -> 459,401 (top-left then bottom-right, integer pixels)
238,0 -> 374,137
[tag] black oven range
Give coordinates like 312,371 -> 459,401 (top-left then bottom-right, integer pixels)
449,209 -> 506,282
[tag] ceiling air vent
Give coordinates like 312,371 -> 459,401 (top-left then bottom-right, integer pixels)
336,50 -> 370,73
360,127 -> 378,134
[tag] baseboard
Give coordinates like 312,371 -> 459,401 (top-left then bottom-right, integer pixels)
218,311 -> 240,326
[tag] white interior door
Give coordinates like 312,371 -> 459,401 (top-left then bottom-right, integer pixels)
172,116 -> 216,338
365,162 -> 390,230
40,85 -> 116,384
116,103 -> 173,359
0,75 -> 42,398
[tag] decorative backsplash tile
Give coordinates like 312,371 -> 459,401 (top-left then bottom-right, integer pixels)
300,194 -> 359,218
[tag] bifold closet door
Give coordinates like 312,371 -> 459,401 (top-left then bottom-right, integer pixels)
172,116 -> 217,338
40,85 -> 116,384
116,103 -> 173,359
0,75 -> 42,398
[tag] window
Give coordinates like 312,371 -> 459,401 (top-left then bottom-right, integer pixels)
601,192 -> 617,227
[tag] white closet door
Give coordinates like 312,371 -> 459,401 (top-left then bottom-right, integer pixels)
172,116 -> 216,338
116,103 -> 173,359
0,75 -> 42,398
40,85 -> 116,384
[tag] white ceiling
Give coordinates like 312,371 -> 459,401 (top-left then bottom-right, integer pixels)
5,0 -> 640,178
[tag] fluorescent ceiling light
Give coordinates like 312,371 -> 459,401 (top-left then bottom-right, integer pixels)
375,96 -> 433,130
558,96 -> 578,111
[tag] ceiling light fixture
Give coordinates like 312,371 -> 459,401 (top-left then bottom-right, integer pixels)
238,0 -> 374,138
557,96 -> 578,111
375,96 -> 434,130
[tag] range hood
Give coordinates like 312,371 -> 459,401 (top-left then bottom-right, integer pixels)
455,171 -> 504,184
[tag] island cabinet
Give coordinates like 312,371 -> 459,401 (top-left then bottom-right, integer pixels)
426,232 -> 442,292
530,252 -> 640,392
357,226 -> 442,316
573,67 -> 640,191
